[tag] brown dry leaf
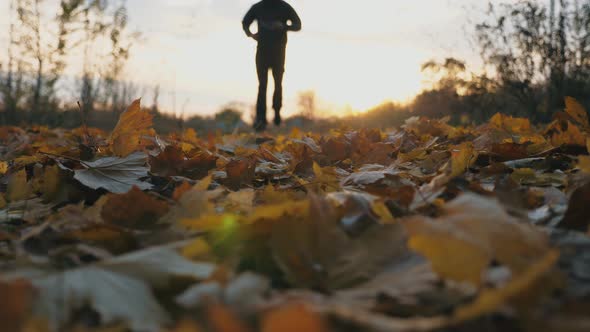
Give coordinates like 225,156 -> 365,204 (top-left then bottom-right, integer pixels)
0,194 -> 6,209
149,145 -> 185,177
160,186 -> 213,225
0,279 -> 35,332
559,182 -> 590,232
270,195 -> 407,290
109,99 -> 154,157
150,146 -> 217,179
225,158 -> 256,191
7,169 -> 31,202
491,143 -> 530,161
321,137 -> 350,163
102,186 -> 169,229
207,304 -> 251,332
261,303 -> 328,332
403,194 -> 550,286
341,167 -> 414,204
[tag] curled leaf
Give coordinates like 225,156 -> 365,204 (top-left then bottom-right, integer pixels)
74,152 -> 153,194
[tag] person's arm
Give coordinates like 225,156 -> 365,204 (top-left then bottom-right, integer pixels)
242,6 -> 257,39
285,4 -> 301,32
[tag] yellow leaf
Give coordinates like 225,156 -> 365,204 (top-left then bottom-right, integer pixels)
0,161 -> 8,175
13,155 -> 41,167
245,200 -> 309,225
181,214 -> 238,232
195,176 -> 212,191
182,238 -> 211,259
449,142 -> 477,178
565,97 -> 589,128
490,113 -> 532,134
404,194 -> 549,286
452,250 -> 559,323
109,99 -> 154,157
371,201 -> 395,224
409,234 -> 490,285
578,156 -> 590,175
40,165 -> 61,201
312,163 -> 341,193
7,170 -> 31,202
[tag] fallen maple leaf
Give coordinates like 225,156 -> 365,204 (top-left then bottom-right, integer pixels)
403,194 -> 550,286
109,99 -> 154,157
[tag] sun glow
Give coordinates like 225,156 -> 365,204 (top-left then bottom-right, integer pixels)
120,0 -> 475,116
287,37 -> 425,113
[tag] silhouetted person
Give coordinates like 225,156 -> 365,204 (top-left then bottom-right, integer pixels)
243,0 -> 301,132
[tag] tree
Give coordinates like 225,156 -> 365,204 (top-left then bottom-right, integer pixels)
0,0 -> 26,124
475,0 -> 590,120
215,108 -> 243,132
297,90 -> 316,119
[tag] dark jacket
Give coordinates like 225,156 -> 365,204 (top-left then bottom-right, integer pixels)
242,0 -> 302,47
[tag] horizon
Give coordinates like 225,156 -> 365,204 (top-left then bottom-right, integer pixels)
0,0 -> 501,118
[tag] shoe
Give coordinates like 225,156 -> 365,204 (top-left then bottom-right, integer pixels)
253,119 -> 267,132
273,110 -> 282,126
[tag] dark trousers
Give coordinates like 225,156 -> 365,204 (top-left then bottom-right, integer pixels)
256,43 -> 286,123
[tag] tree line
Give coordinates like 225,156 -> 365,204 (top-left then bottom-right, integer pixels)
354,0 -> 590,128
0,0 -> 140,126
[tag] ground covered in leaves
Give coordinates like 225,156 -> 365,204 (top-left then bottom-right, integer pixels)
1,98 -> 590,332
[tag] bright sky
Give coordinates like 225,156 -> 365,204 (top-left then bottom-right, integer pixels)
0,0 -> 493,117
123,0 -> 490,117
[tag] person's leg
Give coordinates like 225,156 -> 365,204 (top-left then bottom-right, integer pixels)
255,48 -> 269,131
271,46 -> 286,126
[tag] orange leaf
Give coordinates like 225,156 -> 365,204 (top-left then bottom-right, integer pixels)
261,303 -> 328,332
173,182 -> 193,201
0,279 -> 34,332
109,99 -> 154,157
207,304 -> 251,332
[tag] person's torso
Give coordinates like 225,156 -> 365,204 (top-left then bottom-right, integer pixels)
254,1 -> 292,46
